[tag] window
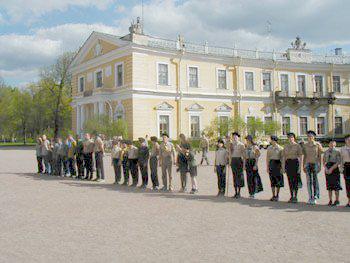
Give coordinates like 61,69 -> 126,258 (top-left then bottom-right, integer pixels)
280,74 -> 289,92
190,115 -> 200,138
188,67 -> 198,87
262,72 -> 271,91
282,116 -> 291,136
264,116 -> 273,123
158,63 -> 169,85
333,76 -> 341,93
79,77 -> 85,92
245,72 -> 254,91
316,117 -> 325,135
297,75 -> 306,95
114,104 -> 125,120
314,75 -> 323,94
335,117 -> 343,135
159,115 -> 170,137
95,71 -> 103,88
217,69 -> 227,89
116,63 -> 123,87
299,117 -> 308,135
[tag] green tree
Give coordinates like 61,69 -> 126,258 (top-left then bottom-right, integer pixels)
84,114 -> 128,139
203,116 -> 246,142
246,117 -> 264,137
264,120 -> 281,136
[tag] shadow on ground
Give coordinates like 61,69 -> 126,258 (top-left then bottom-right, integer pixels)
7,172 -> 350,213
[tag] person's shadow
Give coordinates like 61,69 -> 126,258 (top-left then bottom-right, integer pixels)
13,172 -> 350,213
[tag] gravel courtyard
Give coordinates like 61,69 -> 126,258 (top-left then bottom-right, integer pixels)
0,148 -> 349,263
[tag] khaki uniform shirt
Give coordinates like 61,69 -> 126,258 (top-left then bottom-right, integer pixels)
324,148 -> 341,164
83,139 -> 94,154
267,144 -> 283,161
215,148 -> 228,166
159,142 -> 175,162
200,138 -> 209,149
283,143 -> 302,160
150,142 -> 160,158
111,145 -> 121,159
229,141 -> 245,158
340,146 -> 350,164
128,145 -> 138,160
303,141 -> 323,164
245,145 -> 260,160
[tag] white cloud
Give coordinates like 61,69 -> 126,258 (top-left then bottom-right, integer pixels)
0,0 -> 115,23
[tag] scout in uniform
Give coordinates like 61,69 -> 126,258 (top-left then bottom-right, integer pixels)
302,130 -> 323,205
82,133 -> 94,180
66,135 -> 77,177
149,136 -> 160,190
94,134 -> 105,182
283,132 -> 303,203
35,137 -> 43,173
138,137 -> 150,189
41,134 -> 51,174
159,133 -> 176,191
176,134 -> 190,192
229,132 -> 245,198
266,135 -> 284,201
244,135 -> 263,198
323,139 -> 342,206
120,140 -> 130,186
214,139 -> 229,196
127,140 -> 139,187
185,144 -> 198,194
75,136 -> 85,179
340,134 -> 350,207
199,133 -> 210,165
111,139 -> 122,184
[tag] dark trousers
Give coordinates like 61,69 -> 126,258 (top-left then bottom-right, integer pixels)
216,165 -> 226,193
344,163 -> 350,198
37,156 -> 43,173
84,153 -> 93,179
95,151 -> 105,180
56,155 -> 65,176
76,155 -> 84,178
43,155 -> 51,174
122,158 -> 129,185
139,162 -> 149,186
129,159 -> 139,186
113,158 -> 121,183
149,156 -> 159,187
67,158 -> 76,176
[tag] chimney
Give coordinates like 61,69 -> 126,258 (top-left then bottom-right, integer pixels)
335,48 -> 343,56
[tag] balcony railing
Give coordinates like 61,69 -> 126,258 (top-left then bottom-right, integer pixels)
146,35 -> 350,64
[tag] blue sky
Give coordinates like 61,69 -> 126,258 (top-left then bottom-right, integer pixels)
1,0 -> 350,87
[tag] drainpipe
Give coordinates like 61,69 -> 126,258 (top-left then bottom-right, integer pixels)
171,54 -> 183,137
330,64 -> 334,137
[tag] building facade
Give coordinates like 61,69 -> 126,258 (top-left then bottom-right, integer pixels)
70,20 -> 350,140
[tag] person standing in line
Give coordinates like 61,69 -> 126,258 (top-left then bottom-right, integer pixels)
94,134 -> 105,182
41,135 -> 51,174
302,130 -> 323,205
75,136 -> 85,179
83,133 -> 94,180
62,138 -> 70,176
159,133 -> 176,192
111,139 -> 122,184
138,137 -> 150,189
244,135 -> 263,198
200,133 -> 210,165
54,137 -> 65,177
185,144 -> 198,194
36,137 -> 43,174
149,136 -> 160,190
120,140 -> 130,186
214,139 -> 229,196
176,134 -> 190,192
228,132 -> 245,198
127,140 -> 139,187
266,135 -> 284,201
340,134 -> 350,207
283,133 -> 303,203
323,139 -> 342,206
66,135 -> 77,178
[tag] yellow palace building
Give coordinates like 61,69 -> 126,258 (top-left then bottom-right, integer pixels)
70,19 -> 350,140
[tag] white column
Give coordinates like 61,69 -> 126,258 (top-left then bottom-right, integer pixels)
77,105 -> 81,134
98,101 -> 105,115
80,105 -> 85,131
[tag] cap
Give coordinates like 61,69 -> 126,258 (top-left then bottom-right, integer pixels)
150,136 -> 158,142
232,132 -> 240,137
217,139 -> 224,144
287,132 -> 296,138
270,135 -> 278,142
161,133 -> 169,138
245,135 -> 253,141
307,130 -> 316,137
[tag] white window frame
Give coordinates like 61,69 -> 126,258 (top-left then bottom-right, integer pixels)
261,71 -> 272,92
115,62 -> 124,88
216,68 -> 228,90
334,116 -> 344,135
157,111 -> 173,138
315,115 -> 327,137
78,75 -> 85,93
298,116 -> 309,136
313,74 -> 326,95
281,115 -> 292,136
156,62 -> 170,86
94,68 -> 103,89
279,72 -> 290,94
332,75 -> 342,93
187,65 -> 199,88
296,73 -> 307,93
188,112 -> 202,138
244,71 -> 255,91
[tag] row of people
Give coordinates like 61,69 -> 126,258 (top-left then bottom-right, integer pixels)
214,131 -> 350,206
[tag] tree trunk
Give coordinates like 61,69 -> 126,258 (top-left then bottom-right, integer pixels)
53,84 -> 63,139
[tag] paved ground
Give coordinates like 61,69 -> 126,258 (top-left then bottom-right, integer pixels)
0,147 -> 349,263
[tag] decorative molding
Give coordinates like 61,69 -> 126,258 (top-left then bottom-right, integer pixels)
215,103 -> 232,112
186,103 -> 204,111
154,101 -> 174,111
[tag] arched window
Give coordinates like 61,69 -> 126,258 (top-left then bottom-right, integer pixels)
114,102 -> 125,120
